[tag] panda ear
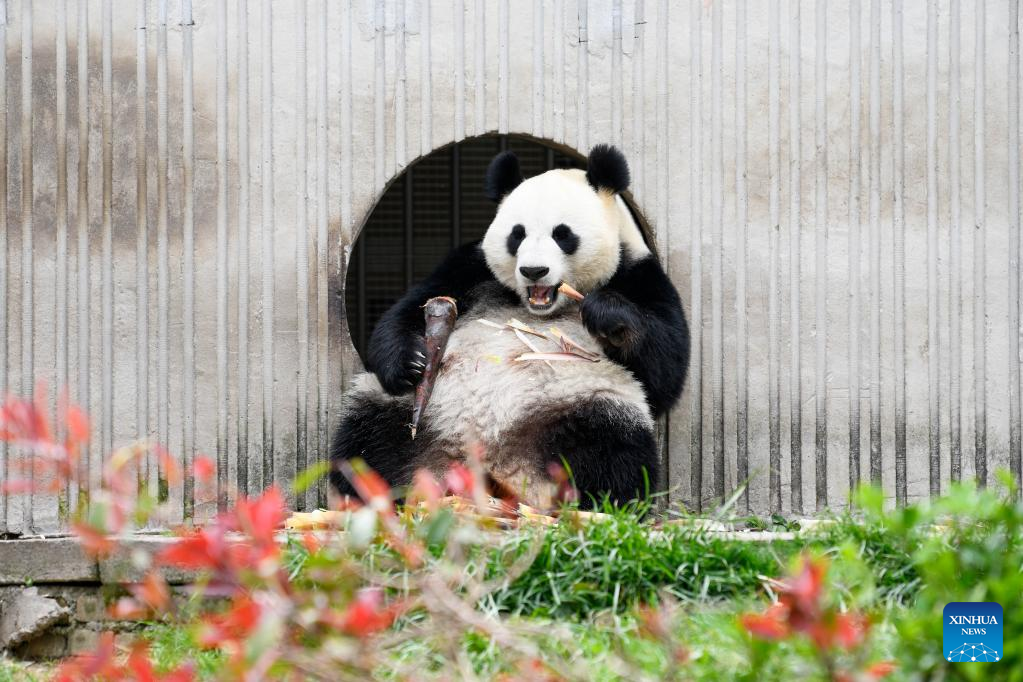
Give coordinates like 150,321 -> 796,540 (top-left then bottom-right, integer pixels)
585,144 -> 630,194
484,151 -> 524,202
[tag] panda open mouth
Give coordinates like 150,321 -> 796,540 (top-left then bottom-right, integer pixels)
526,285 -> 557,309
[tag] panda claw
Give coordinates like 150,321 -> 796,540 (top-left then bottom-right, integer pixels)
410,361 -> 425,370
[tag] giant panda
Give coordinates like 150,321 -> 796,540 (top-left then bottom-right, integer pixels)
330,144 -> 689,507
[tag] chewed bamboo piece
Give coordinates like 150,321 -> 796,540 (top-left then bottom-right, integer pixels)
475,318 -> 546,340
515,352 -> 592,362
411,296 -> 458,439
558,281 -> 585,302
513,328 -> 553,368
548,326 -> 601,362
473,315 -> 603,365
507,318 -> 547,339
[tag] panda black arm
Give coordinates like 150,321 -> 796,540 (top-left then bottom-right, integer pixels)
366,240 -> 498,395
581,254 -> 689,417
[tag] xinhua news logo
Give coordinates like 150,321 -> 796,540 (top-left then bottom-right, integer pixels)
943,602 -> 1002,663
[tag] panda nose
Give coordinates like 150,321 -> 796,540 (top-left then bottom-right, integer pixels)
519,266 -> 550,281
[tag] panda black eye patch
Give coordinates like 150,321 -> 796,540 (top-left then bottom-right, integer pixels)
551,224 -> 579,255
506,224 -> 526,256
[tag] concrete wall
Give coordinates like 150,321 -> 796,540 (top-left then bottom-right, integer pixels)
1,0 -> 1021,532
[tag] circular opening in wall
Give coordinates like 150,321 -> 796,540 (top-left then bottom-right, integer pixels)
344,134 -> 652,363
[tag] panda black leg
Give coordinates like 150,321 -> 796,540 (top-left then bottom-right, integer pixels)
538,400 -> 659,508
329,399 -> 422,499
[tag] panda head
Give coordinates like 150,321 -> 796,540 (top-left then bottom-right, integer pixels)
481,144 -> 651,316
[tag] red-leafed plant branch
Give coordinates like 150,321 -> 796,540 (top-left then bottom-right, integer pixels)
740,555 -> 895,681
1,391 -> 673,681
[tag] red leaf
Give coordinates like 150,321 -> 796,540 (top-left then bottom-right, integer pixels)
132,570 -> 172,611
127,641 -> 195,682
157,531 -> 221,570
301,531 -> 322,555
444,463 -> 475,496
109,596 -> 148,620
64,402 -> 91,453
834,612 -> 869,650
160,668 -> 197,682
193,455 -> 216,483
53,631 -> 118,681
546,462 -> 578,504
197,598 -> 262,648
235,486 -> 287,548
337,588 -> 401,637
346,459 -> 393,509
71,521 -> 117,558
160,667 -> 196,682
0,394 -> 53,444
127,642 -> 158,682
408,469 -> 443,508
0,479 -> 36,495
866,661 -> 897,679
740,604 -> 791,640
636,603 -> 669,639
779,555 -> 827,632
156,445 -> 184,486
785,555 -> 826,606
31,390 -> 53,443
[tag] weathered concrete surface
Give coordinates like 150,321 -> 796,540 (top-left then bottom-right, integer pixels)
0,571 -> 197,658
0,1 -> 1019,531
0,588 -> 72,649
0,536 -> 198,587
0,538 -> 98,585
98,536 -> 197,585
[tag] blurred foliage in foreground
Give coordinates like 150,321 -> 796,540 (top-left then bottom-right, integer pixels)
2,391 -> 1022,680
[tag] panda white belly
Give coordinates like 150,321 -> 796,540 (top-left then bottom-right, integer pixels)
342,302 -> 653,496
424,303 -> 654,448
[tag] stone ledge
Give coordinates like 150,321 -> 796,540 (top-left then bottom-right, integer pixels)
0,537 -> 99,585
0,535 -> 198,587
98,537 -> 197,585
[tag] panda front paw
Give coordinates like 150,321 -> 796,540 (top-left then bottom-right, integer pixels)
372,334 -> 428,395
581,290 -> 644,355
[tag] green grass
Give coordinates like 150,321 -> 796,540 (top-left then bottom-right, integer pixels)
483,516 -> 797,617
811,515 -> 922,608
282,503 -> 803,619
380,608 -> 740,680
139,623 -> 224,679
281,502 -> 930,619
0,656 -> 52,682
